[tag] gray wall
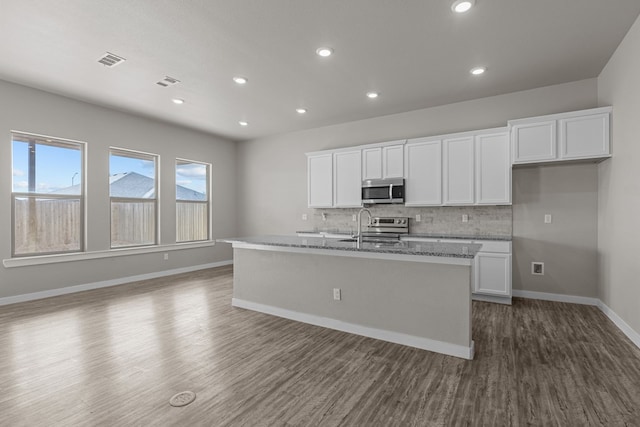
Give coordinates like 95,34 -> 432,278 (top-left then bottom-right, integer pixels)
512,164 -> 598,297
237,78 -> 598,237
597,14 -> 640,333
237,79 -> 600,297
0,80 -> 236,299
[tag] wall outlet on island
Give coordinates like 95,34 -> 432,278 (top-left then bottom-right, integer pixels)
352,214 -> 357,222
163,253 -> 169,261
333,288 -> 341,301
415,214 -> 421,222
544,214 -> 552,224
462,214 -> 469,223
302,213 -> 308,221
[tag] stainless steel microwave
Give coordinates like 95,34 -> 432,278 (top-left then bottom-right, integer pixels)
362,178 -> 405,204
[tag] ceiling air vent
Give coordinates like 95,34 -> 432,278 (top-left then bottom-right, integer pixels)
156,76 -> 181,87
98,52 -> 126,67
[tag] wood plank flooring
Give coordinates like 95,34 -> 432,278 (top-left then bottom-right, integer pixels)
1,265 -> 639,426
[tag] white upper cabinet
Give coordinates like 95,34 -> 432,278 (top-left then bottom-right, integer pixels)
362,148 -> 382,180
307,153 -> 333,208
382,144 -> 404,178
511,121 -> 556,164
404,137 -> 442,206
443,136 -> 475,205
559,112 -> 610,160
475,131 -> 511,205
362,141 -> 405,180
510,107 -> 611,165
333,150 -> 362,208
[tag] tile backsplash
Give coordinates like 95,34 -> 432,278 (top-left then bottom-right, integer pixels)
306,205 -> 512,237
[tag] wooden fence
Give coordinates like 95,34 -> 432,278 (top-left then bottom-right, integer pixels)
14,199 -> 208,254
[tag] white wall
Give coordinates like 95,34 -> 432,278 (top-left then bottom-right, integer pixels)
597,14 -> 640,333
0,80 -> 236,299
238,80 -> 597,226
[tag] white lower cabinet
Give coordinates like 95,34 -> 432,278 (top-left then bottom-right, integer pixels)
474,252 -> 511,296
401,237 -> 512,303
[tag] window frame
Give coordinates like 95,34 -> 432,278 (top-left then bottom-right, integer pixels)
10,131 -> 87,258
175,158 -> 211,243
109,147 -> 160,249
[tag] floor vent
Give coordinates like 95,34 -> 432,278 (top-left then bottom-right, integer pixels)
97,52 -> 126,67
169,391 -> 196,407
156,76 -> 181,87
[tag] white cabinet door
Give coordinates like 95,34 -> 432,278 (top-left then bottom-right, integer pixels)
443,136 -> 474,205
362,148 -> 382,180
404,138 -> 442,206
474,253 -> 511,296
511,121 -> 557,164
476,132 -> 511,205
333,150 -> 362,207
383,145 -> 404,178
307,154 -> 333,208
559,113 -> 610,160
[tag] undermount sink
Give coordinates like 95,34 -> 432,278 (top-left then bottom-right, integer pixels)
339,238 -> 401,245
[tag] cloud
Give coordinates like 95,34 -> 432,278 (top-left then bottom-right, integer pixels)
176,180 -> 192,186
13,169 -> 25,177
177,164 -> 207,178
15,180 -> 28,188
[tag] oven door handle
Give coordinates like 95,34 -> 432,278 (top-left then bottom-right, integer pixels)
389,184 -> 393,200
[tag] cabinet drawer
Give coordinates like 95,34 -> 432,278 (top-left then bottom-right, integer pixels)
472,240 -> 511,253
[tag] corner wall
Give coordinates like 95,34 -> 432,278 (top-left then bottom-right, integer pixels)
0,80 -> 236,299
597,14 -> 640,334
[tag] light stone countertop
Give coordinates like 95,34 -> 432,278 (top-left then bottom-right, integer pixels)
218,235 -> 483,259
296,230 -> 512,242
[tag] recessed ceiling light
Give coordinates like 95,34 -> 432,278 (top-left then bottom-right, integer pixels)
172,98 -> 185,105
366,92 -> 379,99
296,108 -> 307,114
470,66 -> 486,75
233,76 -> 248,85
238,121 -> 249,126
451,0 -> 475,13
316,47 -> 333,57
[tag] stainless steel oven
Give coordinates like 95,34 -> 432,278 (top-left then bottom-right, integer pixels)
361,178 -> 404,204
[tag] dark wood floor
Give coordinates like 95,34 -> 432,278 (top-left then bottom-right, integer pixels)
1,265 -> 639,426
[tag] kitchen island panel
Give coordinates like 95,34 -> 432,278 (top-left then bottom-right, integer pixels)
232,248 -> 473,359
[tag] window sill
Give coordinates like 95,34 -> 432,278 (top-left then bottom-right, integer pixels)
2,241 -> 216,268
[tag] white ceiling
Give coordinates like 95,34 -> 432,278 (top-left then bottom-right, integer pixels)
1,1 -> 639,142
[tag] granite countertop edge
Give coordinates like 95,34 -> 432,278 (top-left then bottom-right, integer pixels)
295,230 -> 512,242
218,236 -> 482,259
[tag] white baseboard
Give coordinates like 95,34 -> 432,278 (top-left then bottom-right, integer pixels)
512,289 -> 599,306
0,260 -> 233,307
232,297 -> 474,360
513,289 -> 640,351
597,300 -> 640,349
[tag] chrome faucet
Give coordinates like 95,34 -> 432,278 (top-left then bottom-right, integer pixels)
355,208 -> 372,247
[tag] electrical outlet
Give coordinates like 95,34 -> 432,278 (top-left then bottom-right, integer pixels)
544,214 -> 552,224
163,253 -> 169,261
532,262 -> 544,275
333,288 -> 341,300
415,214 -> 422,222
352,214 -> 357,222
302,213 -> 308,221
322,213 -> 327,221
462,214 -> 469,223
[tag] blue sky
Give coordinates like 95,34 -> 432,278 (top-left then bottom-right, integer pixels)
12,140 -> 207,194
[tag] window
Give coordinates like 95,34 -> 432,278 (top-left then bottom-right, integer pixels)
109,148 -> 158,248
11,132 -> 85,256
176,159 -> 210,242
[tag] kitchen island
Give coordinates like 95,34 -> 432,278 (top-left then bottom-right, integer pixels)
218,236 -> 482,359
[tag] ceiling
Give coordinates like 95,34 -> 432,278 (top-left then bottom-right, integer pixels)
1,1 -> 639,142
